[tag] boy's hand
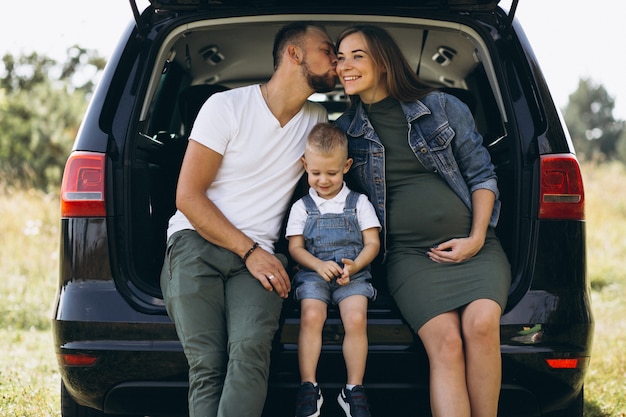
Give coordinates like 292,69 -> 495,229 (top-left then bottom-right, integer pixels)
315,260 -> 343,282
337,258 -> 357,286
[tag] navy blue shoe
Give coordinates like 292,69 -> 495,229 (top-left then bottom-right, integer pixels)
295,382 -> 323,417
337,385 -> 371,417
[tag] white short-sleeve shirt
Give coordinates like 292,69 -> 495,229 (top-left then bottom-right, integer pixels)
286,183 -> 381,238
167,84 -> 328,252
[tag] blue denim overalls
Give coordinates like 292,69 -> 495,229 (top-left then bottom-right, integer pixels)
293,190 -> 376,304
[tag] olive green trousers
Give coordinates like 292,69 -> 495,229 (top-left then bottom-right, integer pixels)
161,230 -> 284,417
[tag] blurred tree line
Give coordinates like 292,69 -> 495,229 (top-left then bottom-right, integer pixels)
0,47 -> 105,192
564,78 -> 626,162
0,49 -> 625,192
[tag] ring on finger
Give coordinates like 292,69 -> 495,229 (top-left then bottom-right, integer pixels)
268,275 -> 275,280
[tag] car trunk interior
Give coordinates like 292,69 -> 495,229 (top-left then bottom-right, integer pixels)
124,16 -> 515,308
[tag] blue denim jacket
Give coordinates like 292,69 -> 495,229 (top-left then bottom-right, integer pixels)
335,92 -> 500,236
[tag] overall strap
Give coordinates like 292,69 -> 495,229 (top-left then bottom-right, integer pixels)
344,191 -> 360,212
301,194 -> 320,214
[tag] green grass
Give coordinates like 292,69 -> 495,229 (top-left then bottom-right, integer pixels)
0,188 -> 59,331
0,187 -> 61,416
580,162 -> 626,417
0,329 -> 60,417
1,162 -> 625,416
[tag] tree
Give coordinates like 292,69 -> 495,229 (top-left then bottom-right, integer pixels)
563,77 -> 624,161
0,46 -> 105,191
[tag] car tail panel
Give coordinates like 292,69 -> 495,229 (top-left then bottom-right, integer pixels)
61,151 -> 107,218
539,153 -> 585,220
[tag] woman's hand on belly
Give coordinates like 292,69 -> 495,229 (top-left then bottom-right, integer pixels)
426,235 -> 484,263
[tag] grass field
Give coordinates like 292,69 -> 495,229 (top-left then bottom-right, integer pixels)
0,188 -> 61,416
579,162 -> 626,417
1,162 -> 625,416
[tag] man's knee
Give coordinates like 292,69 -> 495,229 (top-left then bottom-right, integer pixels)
228,336 -> 273,372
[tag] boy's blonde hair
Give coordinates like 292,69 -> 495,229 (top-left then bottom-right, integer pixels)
305,122 -> 348,160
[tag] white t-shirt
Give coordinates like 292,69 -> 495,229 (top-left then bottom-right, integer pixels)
285,183 -> 381,238
167,84 -> 328,252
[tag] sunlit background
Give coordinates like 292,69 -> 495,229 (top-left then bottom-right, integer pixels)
1,0 -> 624,119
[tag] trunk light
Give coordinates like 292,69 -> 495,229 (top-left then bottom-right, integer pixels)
61,151 -> 106,218
539,154 -> 585,220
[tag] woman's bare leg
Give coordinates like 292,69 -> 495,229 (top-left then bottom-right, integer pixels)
418,311 -> 471,417
462,299 -> 503,417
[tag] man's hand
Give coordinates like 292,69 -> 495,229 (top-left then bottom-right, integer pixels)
245,248 -> 291,298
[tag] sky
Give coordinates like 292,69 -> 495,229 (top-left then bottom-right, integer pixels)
1,1 -> 624,119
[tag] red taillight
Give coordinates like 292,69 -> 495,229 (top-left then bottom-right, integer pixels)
546,357 -> 589,369
60,151 -> 106,218
57,353 -> 98,367
539,154 -> 585,220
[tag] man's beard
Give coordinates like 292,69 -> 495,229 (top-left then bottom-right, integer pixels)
302,60 -> 336,93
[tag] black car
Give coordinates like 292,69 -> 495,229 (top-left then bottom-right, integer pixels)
53,1 -> 592,416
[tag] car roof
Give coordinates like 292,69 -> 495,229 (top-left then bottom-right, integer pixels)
146,0 -> 501,12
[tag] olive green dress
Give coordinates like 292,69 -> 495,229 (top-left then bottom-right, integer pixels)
367,97 -> 510,332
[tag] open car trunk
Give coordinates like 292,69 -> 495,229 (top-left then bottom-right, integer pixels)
123,12 -> 518,309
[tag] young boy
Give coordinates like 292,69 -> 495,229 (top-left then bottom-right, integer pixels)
286,122 -> 381,417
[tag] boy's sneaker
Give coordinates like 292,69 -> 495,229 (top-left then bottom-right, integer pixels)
337,385 -> 371,417
295,382 -> 323,417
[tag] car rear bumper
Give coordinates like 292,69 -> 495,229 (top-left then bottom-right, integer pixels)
54,313 -> 591,417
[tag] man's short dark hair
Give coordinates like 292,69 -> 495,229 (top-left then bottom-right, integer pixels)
272,21 -> 327,69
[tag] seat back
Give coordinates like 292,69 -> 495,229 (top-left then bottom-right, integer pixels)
178,84 -> 229,137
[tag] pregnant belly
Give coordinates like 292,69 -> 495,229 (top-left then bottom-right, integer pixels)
386,174 -> 472,249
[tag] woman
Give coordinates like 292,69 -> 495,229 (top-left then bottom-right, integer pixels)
334,24 -> 511,417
